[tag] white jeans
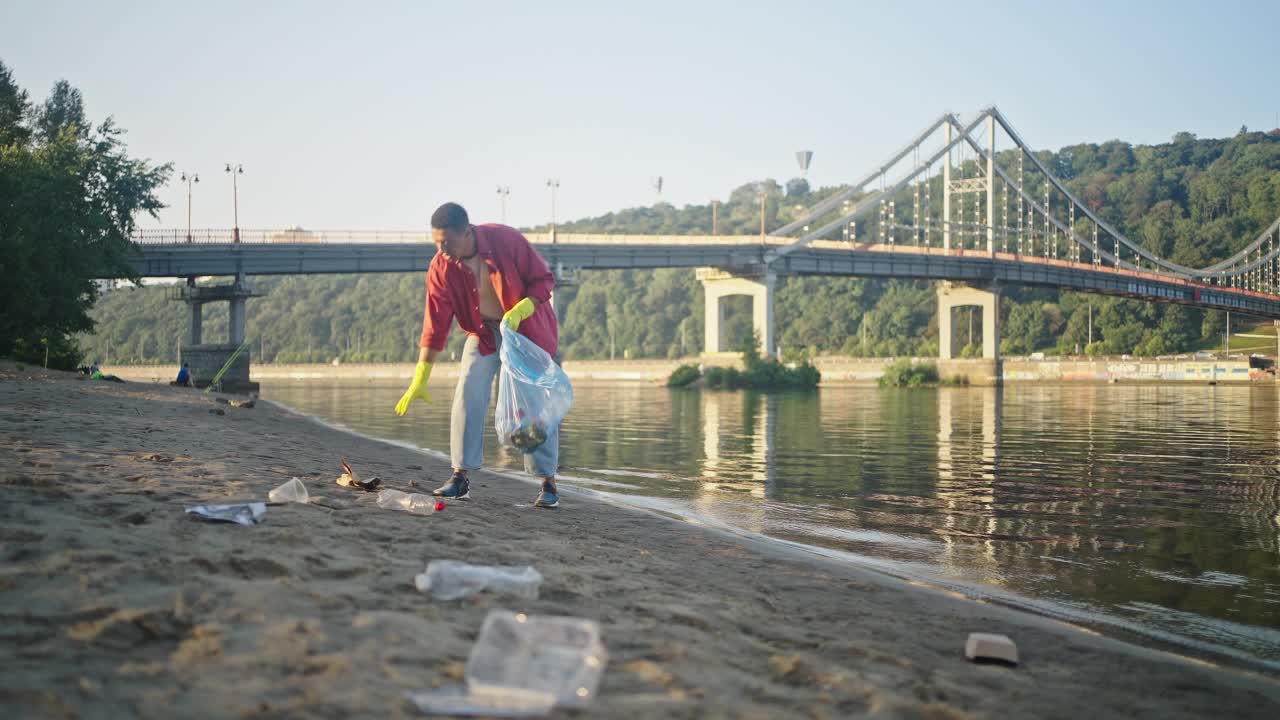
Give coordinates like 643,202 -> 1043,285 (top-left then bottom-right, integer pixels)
450,333 -> 560,479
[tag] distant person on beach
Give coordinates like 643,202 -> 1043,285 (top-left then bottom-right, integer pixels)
175,362 -> 193,387
394,202 -> 562,508
90,363 -> 125,383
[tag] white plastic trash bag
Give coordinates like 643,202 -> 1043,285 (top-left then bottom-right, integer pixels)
495,324 -> 572,454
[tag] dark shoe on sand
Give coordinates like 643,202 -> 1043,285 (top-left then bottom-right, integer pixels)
433,471 -> 471,500
533,481 -> 559,509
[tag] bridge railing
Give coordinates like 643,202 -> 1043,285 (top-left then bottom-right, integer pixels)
524,233 -> 786,246
131,229 -> 433,244
131,229 -> 791,246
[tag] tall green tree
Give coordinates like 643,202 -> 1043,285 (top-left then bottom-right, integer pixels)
35,79 -> 87,143
0,60 -> 169,368
0,62 -> 31,147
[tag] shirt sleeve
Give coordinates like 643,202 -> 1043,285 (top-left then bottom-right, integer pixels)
512,230 -> 555,303
419,263 -> 455,350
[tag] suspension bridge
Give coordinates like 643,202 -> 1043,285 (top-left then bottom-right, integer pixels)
121,107 -> 1280,388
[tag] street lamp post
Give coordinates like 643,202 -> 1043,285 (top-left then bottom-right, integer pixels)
496,186 -> 511,223
180,172 -> 199,243
225,163 -> 243,242
711,199 -> 719,236
757,189 -> 767,244
1088,302 -> 1093,347
546,179 -> 560,243
1225,310 -> 1231,356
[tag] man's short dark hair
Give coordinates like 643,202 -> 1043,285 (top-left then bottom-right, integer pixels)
431,203 -> 469,232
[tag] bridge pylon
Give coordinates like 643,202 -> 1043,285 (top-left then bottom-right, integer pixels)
169,273 -> 263,393
937,281 -> 1001,362
697,267 -> 775,359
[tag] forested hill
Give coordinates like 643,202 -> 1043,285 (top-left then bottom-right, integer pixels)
84,128 -> 1280,365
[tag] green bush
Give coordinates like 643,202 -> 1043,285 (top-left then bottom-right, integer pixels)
878,359 -> 940,387
699,355 -> 820,391
667,363 -> 702,387
703,366 -> 740,389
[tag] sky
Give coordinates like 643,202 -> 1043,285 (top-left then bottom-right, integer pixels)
3,0 -> 1278,232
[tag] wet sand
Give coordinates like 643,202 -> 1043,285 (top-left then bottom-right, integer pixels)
2,362 -> 1278,719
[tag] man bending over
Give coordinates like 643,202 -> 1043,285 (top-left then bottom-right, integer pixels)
395,202 -> 562,508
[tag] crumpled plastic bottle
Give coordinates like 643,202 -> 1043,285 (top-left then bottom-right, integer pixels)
414,559 -> 543,600
376,489 -> 439,515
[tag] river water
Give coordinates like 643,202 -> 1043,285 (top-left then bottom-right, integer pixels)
263,381 -> 1280,670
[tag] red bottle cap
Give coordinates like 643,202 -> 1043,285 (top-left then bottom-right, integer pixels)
435,501 -> 445,512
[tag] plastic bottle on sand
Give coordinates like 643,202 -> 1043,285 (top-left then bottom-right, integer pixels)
376,489 -> 438,515
414,559 -> 543,600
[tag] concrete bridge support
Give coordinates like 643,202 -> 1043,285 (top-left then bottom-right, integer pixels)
698,268 -> 775,357
189,296 -> 204,345
230,294 -> 247,345
172,274 -> 262,393
938,281 -> 1001,361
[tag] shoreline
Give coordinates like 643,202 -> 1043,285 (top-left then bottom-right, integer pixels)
3,363 -> 1279,718
100,356 -> 1272,386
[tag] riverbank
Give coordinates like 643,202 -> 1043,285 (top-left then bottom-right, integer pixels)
3,363 -> 1279,718
105,356 -> 1270,386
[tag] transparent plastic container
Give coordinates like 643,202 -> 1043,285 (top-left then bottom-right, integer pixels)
414,560 -> 543,600
466,611 -> 606,709
268,477 -> 309,503
376,489 -> 438,515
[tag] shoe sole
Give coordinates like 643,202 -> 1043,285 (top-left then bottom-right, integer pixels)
534,498 -> 559,508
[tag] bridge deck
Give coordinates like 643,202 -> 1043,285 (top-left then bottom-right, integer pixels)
123,235 -> 1280,319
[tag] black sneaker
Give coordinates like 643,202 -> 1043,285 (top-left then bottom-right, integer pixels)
433,471 -> 471,500
533,481 -> 559,509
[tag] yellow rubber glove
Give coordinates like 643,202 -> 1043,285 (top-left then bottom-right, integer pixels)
502,297 -> 537,330
394,361 -> 432,416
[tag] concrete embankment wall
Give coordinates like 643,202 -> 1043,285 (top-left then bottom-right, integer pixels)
1004,359 -> 1265,383
105,360 -> 690,385
107,357 -> 1270,385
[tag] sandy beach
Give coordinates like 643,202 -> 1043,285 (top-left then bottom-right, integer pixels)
2,362 -> 1279,719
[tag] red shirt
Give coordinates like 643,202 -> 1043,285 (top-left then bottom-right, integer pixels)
419,224 -> 558,357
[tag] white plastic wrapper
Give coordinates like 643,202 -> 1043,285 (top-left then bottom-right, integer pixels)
403,687 -> 554,718
184,502 -> 267,525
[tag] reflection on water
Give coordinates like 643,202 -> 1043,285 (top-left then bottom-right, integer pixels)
264,380 -> 1280,669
